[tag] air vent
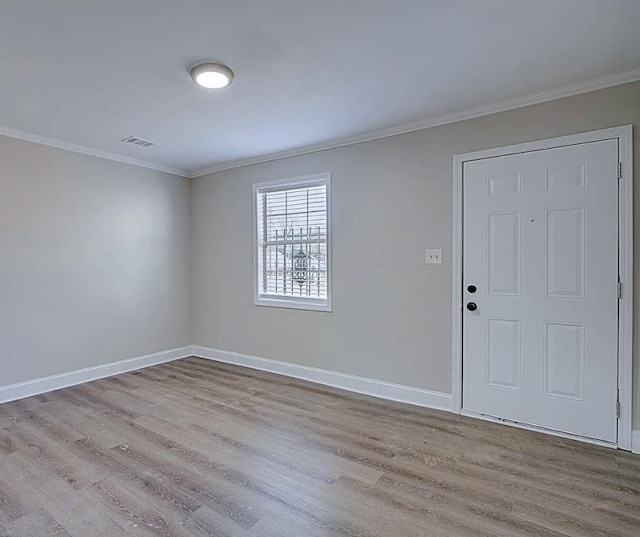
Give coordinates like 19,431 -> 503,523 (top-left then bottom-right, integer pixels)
121,136 -> 155,148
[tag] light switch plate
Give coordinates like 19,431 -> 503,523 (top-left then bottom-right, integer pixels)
425,248 -> 442,264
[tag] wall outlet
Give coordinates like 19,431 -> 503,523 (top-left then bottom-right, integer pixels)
425,248 -> 442,264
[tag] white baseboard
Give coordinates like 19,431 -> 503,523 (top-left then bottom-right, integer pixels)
0,346 -> 192,404
191,345 -> 453,412
633,431 -> 640,455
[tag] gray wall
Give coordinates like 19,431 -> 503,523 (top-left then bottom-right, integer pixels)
191,81 -> 640,425
0,136 -> 191,386
1,81 -> 637,429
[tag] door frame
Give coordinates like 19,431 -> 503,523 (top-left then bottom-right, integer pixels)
451,125 -> 634,450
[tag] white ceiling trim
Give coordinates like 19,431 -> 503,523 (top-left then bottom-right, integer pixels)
0,126 -> 189,177
0,67 -> 638,180
189,67 -> 640,178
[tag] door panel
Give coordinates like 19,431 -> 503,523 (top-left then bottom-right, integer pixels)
543,321 -> 585,400
486,318 -> 521,390
545,207 -> 584,298
487,212 -> 521,295
462,139 -> 618,443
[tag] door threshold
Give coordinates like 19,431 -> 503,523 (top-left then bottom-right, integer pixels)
461,409 -> 618,449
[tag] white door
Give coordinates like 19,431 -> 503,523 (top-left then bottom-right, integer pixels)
462,139 -> 619,443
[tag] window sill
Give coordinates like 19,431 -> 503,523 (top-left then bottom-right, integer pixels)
254,296 -> 332,312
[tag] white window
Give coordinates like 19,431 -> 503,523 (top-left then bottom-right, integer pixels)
254,173 -> 331,311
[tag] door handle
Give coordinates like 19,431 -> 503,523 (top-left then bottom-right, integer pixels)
466,302 -> 478,312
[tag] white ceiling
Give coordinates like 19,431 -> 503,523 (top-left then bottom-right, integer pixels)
1,0 -> 639,177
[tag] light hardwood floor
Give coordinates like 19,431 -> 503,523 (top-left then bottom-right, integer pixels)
0,357 -> 638,536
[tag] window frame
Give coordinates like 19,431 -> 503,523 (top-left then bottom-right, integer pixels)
253,172 -> 332,312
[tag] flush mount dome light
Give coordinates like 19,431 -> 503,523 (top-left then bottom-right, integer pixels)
190,63 -> 234,89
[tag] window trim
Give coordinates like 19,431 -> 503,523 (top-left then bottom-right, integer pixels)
253,172 -> 332,312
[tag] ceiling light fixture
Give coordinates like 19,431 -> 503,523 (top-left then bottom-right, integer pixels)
190,63 -> 234,89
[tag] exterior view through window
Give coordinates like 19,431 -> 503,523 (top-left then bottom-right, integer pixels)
254,173 -> 331,311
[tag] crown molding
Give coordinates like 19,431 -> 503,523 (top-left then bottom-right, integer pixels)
189,67 -> 640,178
0,126 -> 189,178
1,68 -> 638,180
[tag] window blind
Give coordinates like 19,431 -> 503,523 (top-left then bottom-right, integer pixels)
256,182 -> 328,302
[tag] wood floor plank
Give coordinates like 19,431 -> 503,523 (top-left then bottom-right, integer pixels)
0,509 -> 71,537
5,422 -> 103,489
0,452 -> 78,523
181,506 -> 254,537
46,487 -> 131,537
0,357 -> 637,537
0,429 -> 16,456
0,474 -> 32,526
87,479 -> 192,537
